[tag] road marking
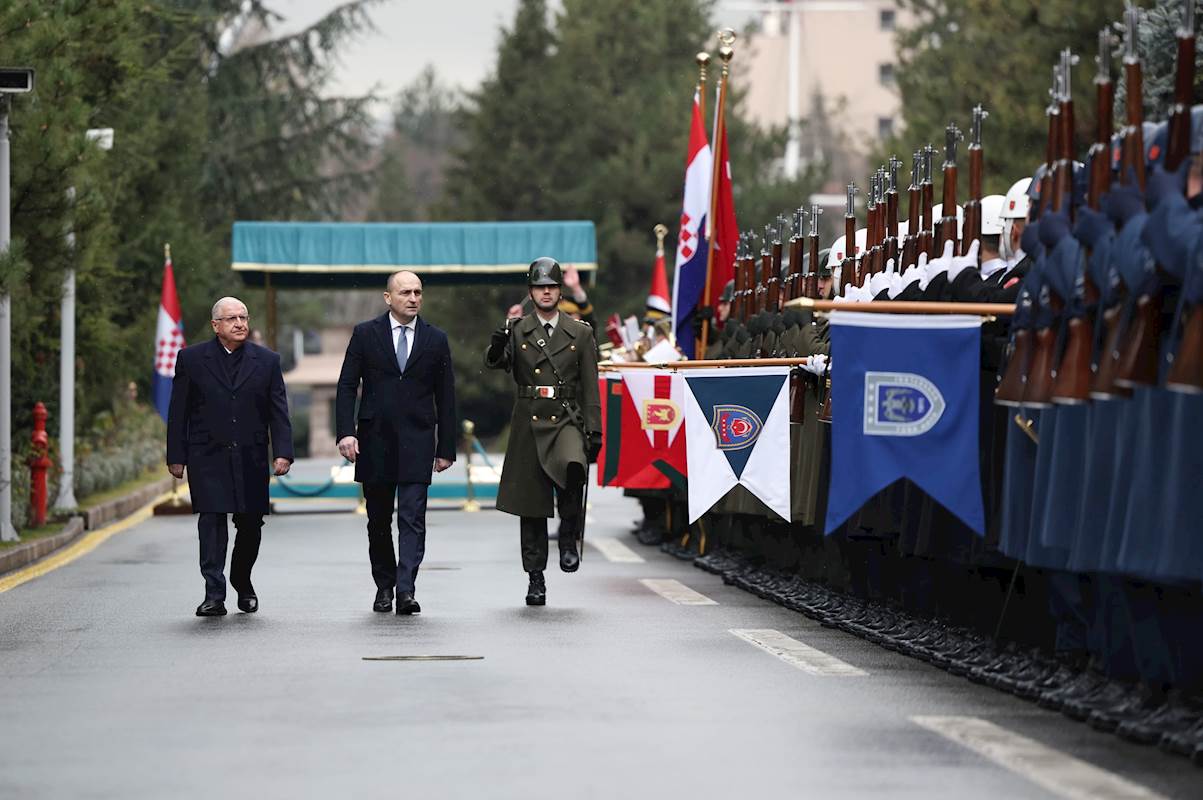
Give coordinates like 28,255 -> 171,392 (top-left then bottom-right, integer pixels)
639,578 -> 717,605
590,536 -> 645,563
0,492 -> 170,595
911,715 -> 1167,800
729,628 -> 868,676
362,655 -> 484,662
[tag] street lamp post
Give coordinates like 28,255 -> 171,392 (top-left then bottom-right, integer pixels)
55,128 -> 114,511
0,66 -> 34,542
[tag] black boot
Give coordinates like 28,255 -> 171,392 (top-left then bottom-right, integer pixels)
526,571 -> 547,606
559,543 -> 580,573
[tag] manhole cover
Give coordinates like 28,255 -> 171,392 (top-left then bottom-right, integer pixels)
362,655 -> 484,662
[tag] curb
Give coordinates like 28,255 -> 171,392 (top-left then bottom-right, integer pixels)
0,517 -> 86,576
82,476 -> 174,530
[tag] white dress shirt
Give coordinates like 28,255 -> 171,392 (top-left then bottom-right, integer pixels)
390,313 -> 417,359
535,312 -> 559,336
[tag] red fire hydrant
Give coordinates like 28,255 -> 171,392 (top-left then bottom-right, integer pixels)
29,402 -> 51,527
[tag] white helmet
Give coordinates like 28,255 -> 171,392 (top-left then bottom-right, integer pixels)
1001,177 -> 1032,219
826,234 -> 848,268
930,203 -> 964,240
854,227 -> 868,256
980,194 -> 1005,236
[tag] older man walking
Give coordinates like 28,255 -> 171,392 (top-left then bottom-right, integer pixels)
166,297 -> 293,616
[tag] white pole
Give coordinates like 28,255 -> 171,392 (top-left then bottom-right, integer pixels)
55,194 -> 78,510
0,97 -> 16,541
783,0 -> 802,179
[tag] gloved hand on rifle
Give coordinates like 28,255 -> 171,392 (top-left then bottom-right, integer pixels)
900,252 -> 926,293
869,268 -> 892,297
586,430 -> 603,464
802,353 -> 828,376
947,240 -> 980,281
924,240 -> 956,284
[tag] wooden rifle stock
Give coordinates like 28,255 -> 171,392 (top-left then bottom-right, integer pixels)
767,227 -> 783,312
920,145 -> 935,258
902,151 -> 921,269
939,124 -> 962,254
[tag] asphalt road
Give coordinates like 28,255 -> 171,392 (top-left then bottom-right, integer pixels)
1,485 -> 1199,799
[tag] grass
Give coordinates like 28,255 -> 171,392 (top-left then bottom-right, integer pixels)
0,520 -> 70,551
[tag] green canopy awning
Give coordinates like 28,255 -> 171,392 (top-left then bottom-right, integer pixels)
232,220 -> 598,288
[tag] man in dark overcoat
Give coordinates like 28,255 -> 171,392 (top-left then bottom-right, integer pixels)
336,270 -> 456,615
167,297 -> 294,617
485,258 -> 601,606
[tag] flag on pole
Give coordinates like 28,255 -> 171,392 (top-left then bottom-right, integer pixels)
646,242 -> 671,318
671,92 -> 713,359
598,371 -> 687,489
824,311 -> 984,535
682,366 -> 791,522
152,250 -> 186,421
707,95 -> 739,313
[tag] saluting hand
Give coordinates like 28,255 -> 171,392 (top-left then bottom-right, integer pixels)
273,458 -> 291,476
338,435 -> 359,463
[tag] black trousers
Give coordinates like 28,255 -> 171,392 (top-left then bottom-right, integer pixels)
198,512 -> 263,601
521,476 -> 583,572
363,482 -> 429,595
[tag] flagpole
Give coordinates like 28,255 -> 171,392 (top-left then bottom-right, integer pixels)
696,51 -> 709,135
600,357 -> 810,371
698,29 -> 735,360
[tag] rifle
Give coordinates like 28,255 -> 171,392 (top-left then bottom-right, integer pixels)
1118,0 -> 1196,388
757,223 -> 773,314
997,67 -> 1061,407
885,155 -> 902,268
1025,52 -> 1079,408
920,144 -> 936,258
1053,34 -> 1112,404
963,105 -> 988,255
902,150 -> 922,269
840,182 -> 859,293
785,207 -> 803,303
873,166 -> 889,274
767,216 -> 784,313
733,232 -> 751,323
807,202 -> 823,298
937,122 -> 963,255
1091,5 -> 1145,398
864,172 -> 880,279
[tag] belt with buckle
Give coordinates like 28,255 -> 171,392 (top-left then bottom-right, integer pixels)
518,385 -> 576,400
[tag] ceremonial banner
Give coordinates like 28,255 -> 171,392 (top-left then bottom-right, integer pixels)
682,367 -> 790,522
671,92 -> 713,359
598,371 -> 687,490
825,312 -> 984,535
152,252 -> 186,421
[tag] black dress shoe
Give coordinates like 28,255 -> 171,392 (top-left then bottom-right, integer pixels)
237,594 -> 258,613
526,571 -> 546,606
396,593 -> 421,615
196,599 -> 227,617
559,547 -> 580,573
373,588 -> 392,613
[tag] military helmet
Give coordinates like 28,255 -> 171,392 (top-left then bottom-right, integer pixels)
980,194 -> 1006,236
527,257 -> 563,286
719,279 -> 735,303
1002,177 -> 1032,220
1142,108 -> 1203,170
817,247 -> 832,277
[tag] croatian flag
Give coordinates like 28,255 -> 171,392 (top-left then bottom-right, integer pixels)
682,366 -> 791,522
825,312 -> 984,535
671,92 -> 713,359
152,251 -> 186,421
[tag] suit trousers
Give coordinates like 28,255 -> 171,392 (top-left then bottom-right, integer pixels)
198,512 -> 263,601
520,477 -> 583,572
363,482 -> 429,594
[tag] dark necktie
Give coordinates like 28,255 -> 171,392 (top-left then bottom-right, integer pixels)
396,325 -> 408,373
544,323 -> 553,338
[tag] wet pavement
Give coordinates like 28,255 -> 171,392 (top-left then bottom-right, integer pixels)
1,484 -> 1199,798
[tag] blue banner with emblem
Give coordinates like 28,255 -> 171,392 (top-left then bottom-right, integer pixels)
825,311 -> 984,536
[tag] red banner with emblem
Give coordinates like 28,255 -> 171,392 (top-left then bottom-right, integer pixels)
598,371 -> 687,489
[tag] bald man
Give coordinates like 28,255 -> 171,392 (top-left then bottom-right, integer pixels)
167,297 -> 294,617
336,271 -> 457,615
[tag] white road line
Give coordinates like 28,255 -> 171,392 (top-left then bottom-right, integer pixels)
589,536 -> 645,563
729,628 -> 868,676
639,578 -> 717,605
911,715 -> 1167,800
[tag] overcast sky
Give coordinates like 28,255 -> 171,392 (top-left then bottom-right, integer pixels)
274,0 -> 751,115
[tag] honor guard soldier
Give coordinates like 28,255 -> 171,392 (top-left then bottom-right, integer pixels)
485,257 -> 602,606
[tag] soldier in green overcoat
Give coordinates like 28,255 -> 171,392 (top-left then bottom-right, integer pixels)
485,258 -> 602,606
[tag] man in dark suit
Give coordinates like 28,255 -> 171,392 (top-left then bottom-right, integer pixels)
167,297 -> 294,617
336,270 -> 457,615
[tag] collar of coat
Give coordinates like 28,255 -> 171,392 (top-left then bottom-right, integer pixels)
373,311 -> 429,375
201,337 -> 262,391
516,312 -> 581,355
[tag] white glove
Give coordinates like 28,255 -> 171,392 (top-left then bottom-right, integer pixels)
803,353 -> 828,376
914,250 -> 931,291
887,270 -> 905,298
924,240 -> 956,283
947,239 -> 980,281
869,270 -> 892,297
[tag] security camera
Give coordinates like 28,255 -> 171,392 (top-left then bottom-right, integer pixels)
0,67 -> 35,94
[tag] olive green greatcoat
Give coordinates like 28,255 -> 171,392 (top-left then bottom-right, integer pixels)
485,313 -> 602,518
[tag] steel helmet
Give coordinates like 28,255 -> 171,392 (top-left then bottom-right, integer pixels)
527,257 -> 563,286
1002,177 -> 1032,220
980,194 -> 1006,236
